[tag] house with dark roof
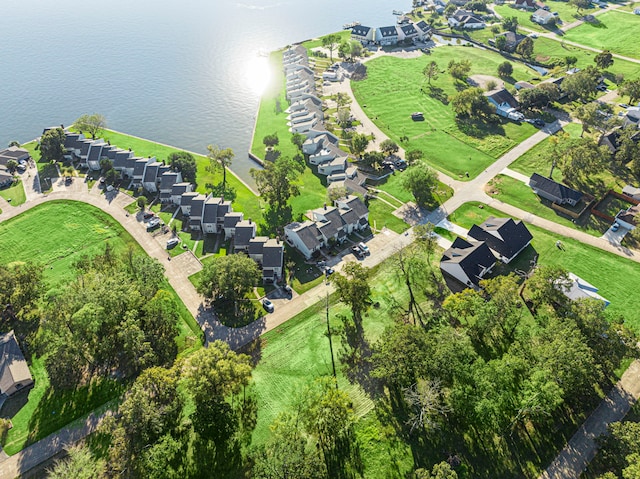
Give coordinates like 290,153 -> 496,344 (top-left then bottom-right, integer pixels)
376,26 -> 400,45
529,173 -> 583,206
335,195 -> 369,231
448,9 -> 485,29
159,171 -> 182,203
468,217 -> 533,264
86,140 -> 105,171
493,31 -> 527,52
599,128 -> 640,156
312,205 -> 348,244
284,221 -> 323,259
399,23 -> 419,42
0,169 -> 13,188
201,197 -> 221,234
179,192 -> 199,215
486,89 -> 524,121
440,237 -> 496,288
188,194 -> 208,231
234,220 -> 257,252
351,25 -> 374,43
223,212 -> 244,240
170,182 -> 193,205
133,158 -> 153,183
262,239 -> 284,282
415,20 -> 433,40
515,0 -> 545,10
0,331 -> 34,398
142,162 -> 163,192
0,147 -> 30,168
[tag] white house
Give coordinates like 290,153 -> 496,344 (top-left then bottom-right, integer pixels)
284,221 -> 323,259
351,25 -> 374,44
532,8 -> 555,24
485,89 -> 524,121
448,9 -> 485,29
318,157 -> 347,177
440,237 -> 496,288
376,26 -> 399,45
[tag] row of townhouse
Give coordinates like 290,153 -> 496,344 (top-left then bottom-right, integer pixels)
170,190 -> 284,282
284,196 -> 369,259
283,46 -> 358,185
50,128 -> 186,194
350,20 -> 432,46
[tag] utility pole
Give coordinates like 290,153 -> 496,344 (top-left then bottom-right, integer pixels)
326,290 -> 338,388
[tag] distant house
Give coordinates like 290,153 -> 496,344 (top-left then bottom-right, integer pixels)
0,331 -> 34,398
188,194 -> 208,231
532,8 -> 555,24
448,9 -> 485,29
558,273 -> 610,307
515,0 -> 545,10
622,185 -> 640,201
529,173 -> 583,206
414,20 -> 433,40
376,26 -> 400,45
494,31 -> 527,52
0,147 -> 30,167
284,221 -> 323,259
598,129 -> 640,156
440,237 -> 496,287
468,217 -> 533,264
485,89 -> 524,121
351,25 -> 374,44
399,23 -> 419,42
0,170 -> 13,188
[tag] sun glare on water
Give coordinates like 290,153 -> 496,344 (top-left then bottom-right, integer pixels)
245,55 -> 272,96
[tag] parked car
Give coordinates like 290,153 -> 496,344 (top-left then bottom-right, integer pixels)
411,112 -> 424,121
619,103 -> 629,109
528,33 -> 538,38
611,222 -> 620,232
143,211 -> 155,220
262,298 -> 274,313
358,242 -> 370,254
166,237 -> 180,249
65,176 -> 73,185
533,119 -> 545,127
146,218 -> 161,230
352,245 -> 364,258
283,284 -> 293,295
325,267 -> 335,276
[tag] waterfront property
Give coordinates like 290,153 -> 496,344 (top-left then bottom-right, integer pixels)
284,195 -> 369,259
448,9 -> 486,29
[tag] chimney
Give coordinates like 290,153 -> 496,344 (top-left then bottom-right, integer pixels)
60,124 -> 64,129
249,218 -> 252,224
324,203 -> 327,210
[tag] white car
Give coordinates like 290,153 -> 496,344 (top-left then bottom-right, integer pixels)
166,237 -> 180,249
358,242 -> 370,254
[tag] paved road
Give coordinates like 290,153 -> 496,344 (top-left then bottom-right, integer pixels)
0,411 -> 106,479
539,360 -> 640,479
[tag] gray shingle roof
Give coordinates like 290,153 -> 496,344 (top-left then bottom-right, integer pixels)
379,26 -> 398,37
133,158 -> 149,177
224,212 -> 244,228
441,237 -> 496,285
0,330 -> 33,396
468,217 -> 533,260
234,220 -> 256,247
143,162 -> 161,183
160,172 -> 180,190
249,236 -> 268,256
400,24 -> 418,36
202,199 -> 219,224
180,192 -> 198,208
351,25 -> 371,36
171,182 -> 191,196
530,173 -> 583,204
263,239 -> 283,268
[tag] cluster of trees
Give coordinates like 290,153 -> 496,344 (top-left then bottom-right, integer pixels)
168,151 -> 197,183
594,419 -> 640,478
39,127 -> 66,162
39,247 -> 180,389
518,82 -> 560,110
369,267 -> 636,474
451,87 -> 494,120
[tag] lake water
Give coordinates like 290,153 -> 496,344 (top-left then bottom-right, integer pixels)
0,0 -> 410,184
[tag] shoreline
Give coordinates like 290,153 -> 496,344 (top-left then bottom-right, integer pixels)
28,128 -> 261,197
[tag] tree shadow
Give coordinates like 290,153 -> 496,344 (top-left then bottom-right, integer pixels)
205,183 -> 237,202
424,85 -> 450,105
259,206 -> 293,237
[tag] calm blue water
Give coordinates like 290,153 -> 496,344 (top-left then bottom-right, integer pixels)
0,0 -> 409,184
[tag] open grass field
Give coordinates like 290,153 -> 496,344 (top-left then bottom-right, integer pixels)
531,37 -> 640,80
487,174 -> 610,235
351,47 -> 538,179
250,258 -> 421,477
563,10 -> 640,60
0,201 -> 138,284
2,357 -> 125,456
450,202 -> 640,330
0,200 -> 201,454
0,180 -> 26,206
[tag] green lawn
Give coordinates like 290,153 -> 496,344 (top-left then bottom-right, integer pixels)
494,2 -> 597,33
563,10 -> 640,60
0,180 -> 26,206
351,48 -> 538,179
531,37 -> 640,81
2,358 -> 126,456
450,202 -> 640,330
251,258 -> 422,477
487,174 -> 609,236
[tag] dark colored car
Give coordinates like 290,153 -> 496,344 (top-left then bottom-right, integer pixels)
352,245 -> 364,258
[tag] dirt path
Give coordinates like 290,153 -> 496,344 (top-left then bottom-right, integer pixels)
539,360 -> 640,479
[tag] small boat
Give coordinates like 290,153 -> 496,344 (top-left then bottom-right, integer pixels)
343,21 -> 361,29
392,9 -> 404,15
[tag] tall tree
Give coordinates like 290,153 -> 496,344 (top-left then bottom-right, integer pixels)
167,151 -> 197,183
594,50 -> 614,70
250,156 -> 303,214
47,445 -> 106,479
322,33 -> 341,63
516,37 -> 534,59
575,102 -> 614,137
74,113 -> 106,139
559,137 -> 608,184
423,60 -> 439,85
350,133 -> 369,157
502,16 -> 518,32
197,254 -> 259,316
206,144 -> 234,192
562,66 -> 600,102
620,79 -> 640,104
570,0 -> 591,14
448,59 -> 472,81
380,139 -> 399,156
333,262 -> 372,327
40,127 -> 66,162
497,61 -> 513,78
401,162 -> 439,207
451,87 -> 493,119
